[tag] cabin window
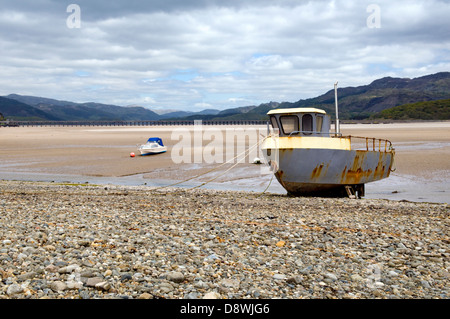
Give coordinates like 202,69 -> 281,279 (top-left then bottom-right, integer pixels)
270,116 -> 279,130
279,115 -> 299,135
316,115 -> 323,133
301,114 -> 313,134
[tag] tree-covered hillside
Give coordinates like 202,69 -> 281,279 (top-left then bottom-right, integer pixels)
371,99 -> 450,120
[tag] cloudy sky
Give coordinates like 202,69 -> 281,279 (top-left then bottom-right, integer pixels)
1,0 -> 449,112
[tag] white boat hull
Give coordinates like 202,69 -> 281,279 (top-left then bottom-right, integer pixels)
139,147 -> 167,155
138,142 -> 167,156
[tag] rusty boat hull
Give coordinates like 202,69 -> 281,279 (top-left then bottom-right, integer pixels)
266,147 -> 394,196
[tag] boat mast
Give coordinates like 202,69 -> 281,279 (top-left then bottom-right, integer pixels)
334,81 -> 340,135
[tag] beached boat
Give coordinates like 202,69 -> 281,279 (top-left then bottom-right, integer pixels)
261,84 -> 395,198
138,137 -> 167,156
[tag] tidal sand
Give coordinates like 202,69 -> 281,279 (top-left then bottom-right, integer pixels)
1,122 -> 449,202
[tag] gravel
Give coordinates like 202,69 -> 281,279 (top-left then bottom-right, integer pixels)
0,180 -> 448,299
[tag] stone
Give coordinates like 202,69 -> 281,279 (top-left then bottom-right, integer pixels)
81,270 -> 96,278
388,271 -> 399,277
351,274 -> 364,282
220,279 -> 240,289
194,280 -> 209,289
325,273 -> 338,281
276,240 -> 286,247
7,284 -> 23,296
159,282 -> 174,293
185,292 -> 200,299
44,245 -> 56,251
167,271 -> 185,283
420,280 -> 431,289
120,273 -> 133,282
85,277 -> 104,287
203,292 -> 221,299
45,264 -> 59,273
66,280 -> 83,290
95,281 -> 111,291
287,276 -> 303,285
17,272 -> 37,281
273,274 -> 287,280
49,281 -> 67,292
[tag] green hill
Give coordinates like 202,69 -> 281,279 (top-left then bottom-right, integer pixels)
371,99 -> 450,120
0,96 -> 61,121
3,95 -> 161,121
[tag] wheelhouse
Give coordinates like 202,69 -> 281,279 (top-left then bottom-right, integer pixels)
267,108 -> 331,137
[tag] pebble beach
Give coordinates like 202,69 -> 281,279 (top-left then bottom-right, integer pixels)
0,180 -> 448,299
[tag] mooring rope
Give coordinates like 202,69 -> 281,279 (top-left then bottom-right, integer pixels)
189,138 -> 264,190
256,174 -> 274,197
152,135 -> 267,191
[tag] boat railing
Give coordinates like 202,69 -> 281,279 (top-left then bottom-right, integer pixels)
267,128 -> 393,153
341,135 -> 394,152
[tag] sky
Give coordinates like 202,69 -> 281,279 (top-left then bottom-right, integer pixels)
1,0 -> 449,112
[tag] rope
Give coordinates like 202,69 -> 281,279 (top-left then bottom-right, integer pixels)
149,133 -> 277,198
152,135 -> 267,191
257,174 -> 274,197
189,138 -> 264,189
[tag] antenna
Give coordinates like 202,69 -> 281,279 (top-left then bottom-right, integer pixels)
334,81 -> 340,135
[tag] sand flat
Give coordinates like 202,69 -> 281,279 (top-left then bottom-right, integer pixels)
1,122 -> 449,202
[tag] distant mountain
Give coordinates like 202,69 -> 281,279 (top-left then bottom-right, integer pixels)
175,102 -> 280,121
198,109 -> 221,115
6,94 -> 78,108
217,105 -> 259,116
81,102 -> 160,121
169,72 -> 450,121
2,94 -> 222,121
157,108 -> 220,119
0,96 -> 61,121
4,94 -> 161,121
2,72 -> 449,121
279,72 -> 450,120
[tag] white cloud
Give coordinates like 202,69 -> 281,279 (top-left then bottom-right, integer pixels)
0,0 -> 449,111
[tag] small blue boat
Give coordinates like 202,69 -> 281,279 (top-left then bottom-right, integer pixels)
138,137 -> 167,156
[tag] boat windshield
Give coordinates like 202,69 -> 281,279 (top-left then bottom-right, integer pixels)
270,116 -> 279,130
302,114 -> 313,134
279,115 -> 299,135
316,115 -> 323,132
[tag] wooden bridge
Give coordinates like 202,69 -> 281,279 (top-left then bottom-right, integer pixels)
1,119 -> 267,127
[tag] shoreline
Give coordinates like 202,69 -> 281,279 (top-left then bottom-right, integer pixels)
0,169 -> 448,205
0,180 -> 448,299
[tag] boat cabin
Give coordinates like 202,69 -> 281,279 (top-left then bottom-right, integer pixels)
267,108 -> 331,137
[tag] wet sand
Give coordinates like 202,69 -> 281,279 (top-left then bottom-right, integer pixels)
0,122 -> 449,203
